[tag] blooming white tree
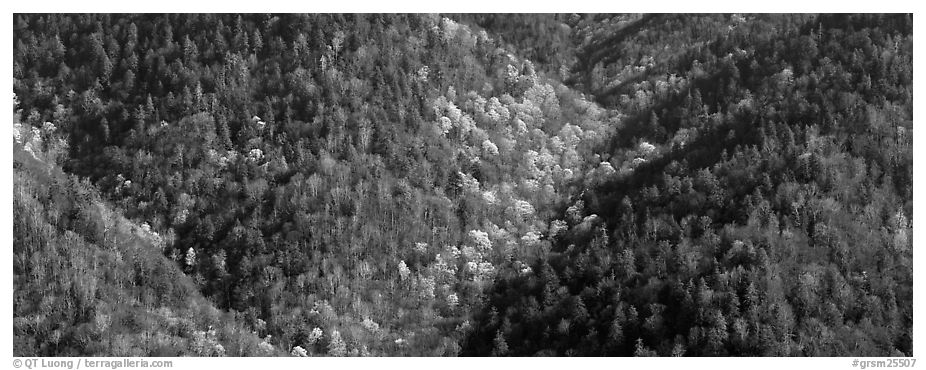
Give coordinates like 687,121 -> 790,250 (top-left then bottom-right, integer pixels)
521,178 -> 540,193
475,262 -> 495,279
437,116 -> 453,135
446,293 -> 459,309
468,230 -> 492,251
328,330 -> 347,357
892,209 -> 910,252
185,247 -> 197,267
461,246 -> 479,260
398,260 -> 411,281
638,141 -> 656,156
191,327 -> 226,356
486,97 -> 509,124
416,65 -> 430,82
465,261 -> 478,275
549,219 -> 568,237
481,139 -> 499,157
418,275 -> 436,301
247,148 -> 264,162
506,64 -> 520,83
258,336 -> 275,355
598,161 -> 616,177
291,346 -> 308,357
361,317 -> 380,333
440,17 -> 461,42
482,190 -> 498,205
520,231 -> 541,247
511,199 -> 535,218
307,327 -> 324,345
457,171 -> 480,193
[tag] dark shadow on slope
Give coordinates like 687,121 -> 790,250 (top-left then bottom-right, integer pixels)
573,14 -> 667,77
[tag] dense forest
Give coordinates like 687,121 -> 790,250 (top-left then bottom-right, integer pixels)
13,13 -> 912,356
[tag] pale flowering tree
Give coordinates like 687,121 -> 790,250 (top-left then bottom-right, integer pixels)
445,102 -> 463,123
482,190 -> 498,205
598,161 -> 616,177
468,230 -> 492,251
520,231 -> 541,247
486,222 -> 510,242
563,168 -> 574,180
247,148 -> 264,162
437,116 -> 453,135
447,245 -> 462,259
416,65 -> 430,82
42,121 -> 56,134
327,330 -> 347,357
440,17 -> 461,42
446,293 -> 459,309
587,161 -> 617,187
566,200 -> 585,223
251,115 -> 266,130
398,260 -> 411,281
465,261 -> 478,276
892,209 -> 911,252
12,122 -> 22,143
520,178 -> 540,193
524,82 -> 561,119
505,64 -> 520,84
481,139 -> 499,157
513,118 -> 529,136
257,336 -> 275,355
486,97 -> 510,125
461,246 -> 480,261
307,327 -> 324,345
776,67 -> 795,87
291,346 -> 308,357
432,254 -> 455,283
549,219 -> 568,238
458,114 -> 476,136
638,141 -> 656,156
523,150 -> 541,177
191,327 -> 226,356
185,247 -> 197,268
418,275 -> 436,301
475,262 -> 495,279
511,199 -> 535,219
537,149 -> 555,170
457,171 -> 481,194
361,317 -> 380,333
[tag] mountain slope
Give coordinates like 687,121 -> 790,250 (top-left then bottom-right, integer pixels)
13,13 -> 615,356
461,13 -> 912,357
12,13 -> 913,357
13,116 -> 275,356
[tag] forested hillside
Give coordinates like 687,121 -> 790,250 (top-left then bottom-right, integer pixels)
14,105 -> 275,356
462,14 -> 913,356
13,13 -> 912,357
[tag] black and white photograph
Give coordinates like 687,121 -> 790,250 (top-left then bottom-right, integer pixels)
9,9 -> 917,364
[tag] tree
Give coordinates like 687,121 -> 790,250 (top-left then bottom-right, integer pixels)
327,330 -> 347,357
